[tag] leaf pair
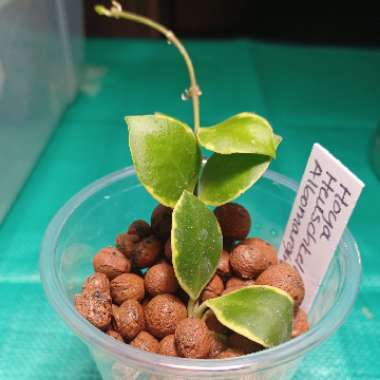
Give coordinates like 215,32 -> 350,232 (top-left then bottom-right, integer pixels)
127,112 -> 280,207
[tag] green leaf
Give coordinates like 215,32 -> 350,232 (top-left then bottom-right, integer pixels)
198,153 -> 272,206
205,286 -> 294,348
198,113 -> 276,158
126,114 -> 201,208
172,191 -> 223,300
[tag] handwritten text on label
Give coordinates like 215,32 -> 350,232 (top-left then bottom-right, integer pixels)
278,144 -> 364,311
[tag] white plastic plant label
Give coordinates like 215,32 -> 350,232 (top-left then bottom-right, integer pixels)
278,143 -> 364,312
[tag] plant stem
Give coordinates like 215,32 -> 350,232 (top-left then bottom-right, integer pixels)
193,300 -> 209,319
95,1 -> 201,134
187,298 -> 196,317
201,309 -> 212,322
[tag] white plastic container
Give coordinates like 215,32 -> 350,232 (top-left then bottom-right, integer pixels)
0,0 -> 83,221
40,168 -> 361,380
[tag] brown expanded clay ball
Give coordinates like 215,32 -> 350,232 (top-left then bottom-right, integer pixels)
116,233 -> 140,258
128,220 -> 152,239
133,235 -> 162,268
206,313 -> 229,335
174,318 -> 211,359
151,204 -> 172,241
144,262 -> 178,296
75,273 -> 112,331
222,277 -> 255,295
164,238 -> 172,262
239,237 -> 277,270
225,277 -> 245,289
82,272 -> 111,294
214,203 -> 251,241
208,333 -> 227,358
230,243 -> 275,280
93,247 -> 131,280
107,329 -> 124,342
256,263 -> 305,306
116,299 -> 145,340
217,250 -> 231,278
145,294 -> 187,338
216,348 -> 245,359
201,274 -> 224,301
228,333 -> 263,354
131,331 -> 159,353
292,308 -> 309,338
110,273 -> 145,305
223,277 -> 255,294
158,334 -> 178,357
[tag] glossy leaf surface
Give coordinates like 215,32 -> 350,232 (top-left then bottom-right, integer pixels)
206,286 -> 294,347
172,191 -> 222,299
126,114 -> 201,207
198,113 -> 276,157
199,153 -> 272,206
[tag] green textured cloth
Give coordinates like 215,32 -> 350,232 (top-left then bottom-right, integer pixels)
0,39 -> 380,379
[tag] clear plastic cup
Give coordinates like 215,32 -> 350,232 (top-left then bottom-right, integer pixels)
40,167 -> 361,380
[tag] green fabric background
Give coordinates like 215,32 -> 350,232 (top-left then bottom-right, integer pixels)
0,39 -> 379,379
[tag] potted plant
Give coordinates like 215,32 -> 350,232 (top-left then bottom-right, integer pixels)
40,2 -> 361,379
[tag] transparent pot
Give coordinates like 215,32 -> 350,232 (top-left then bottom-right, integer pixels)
40,167 -> 361,380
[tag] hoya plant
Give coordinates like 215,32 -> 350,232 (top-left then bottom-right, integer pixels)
96,2 -> 293,349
